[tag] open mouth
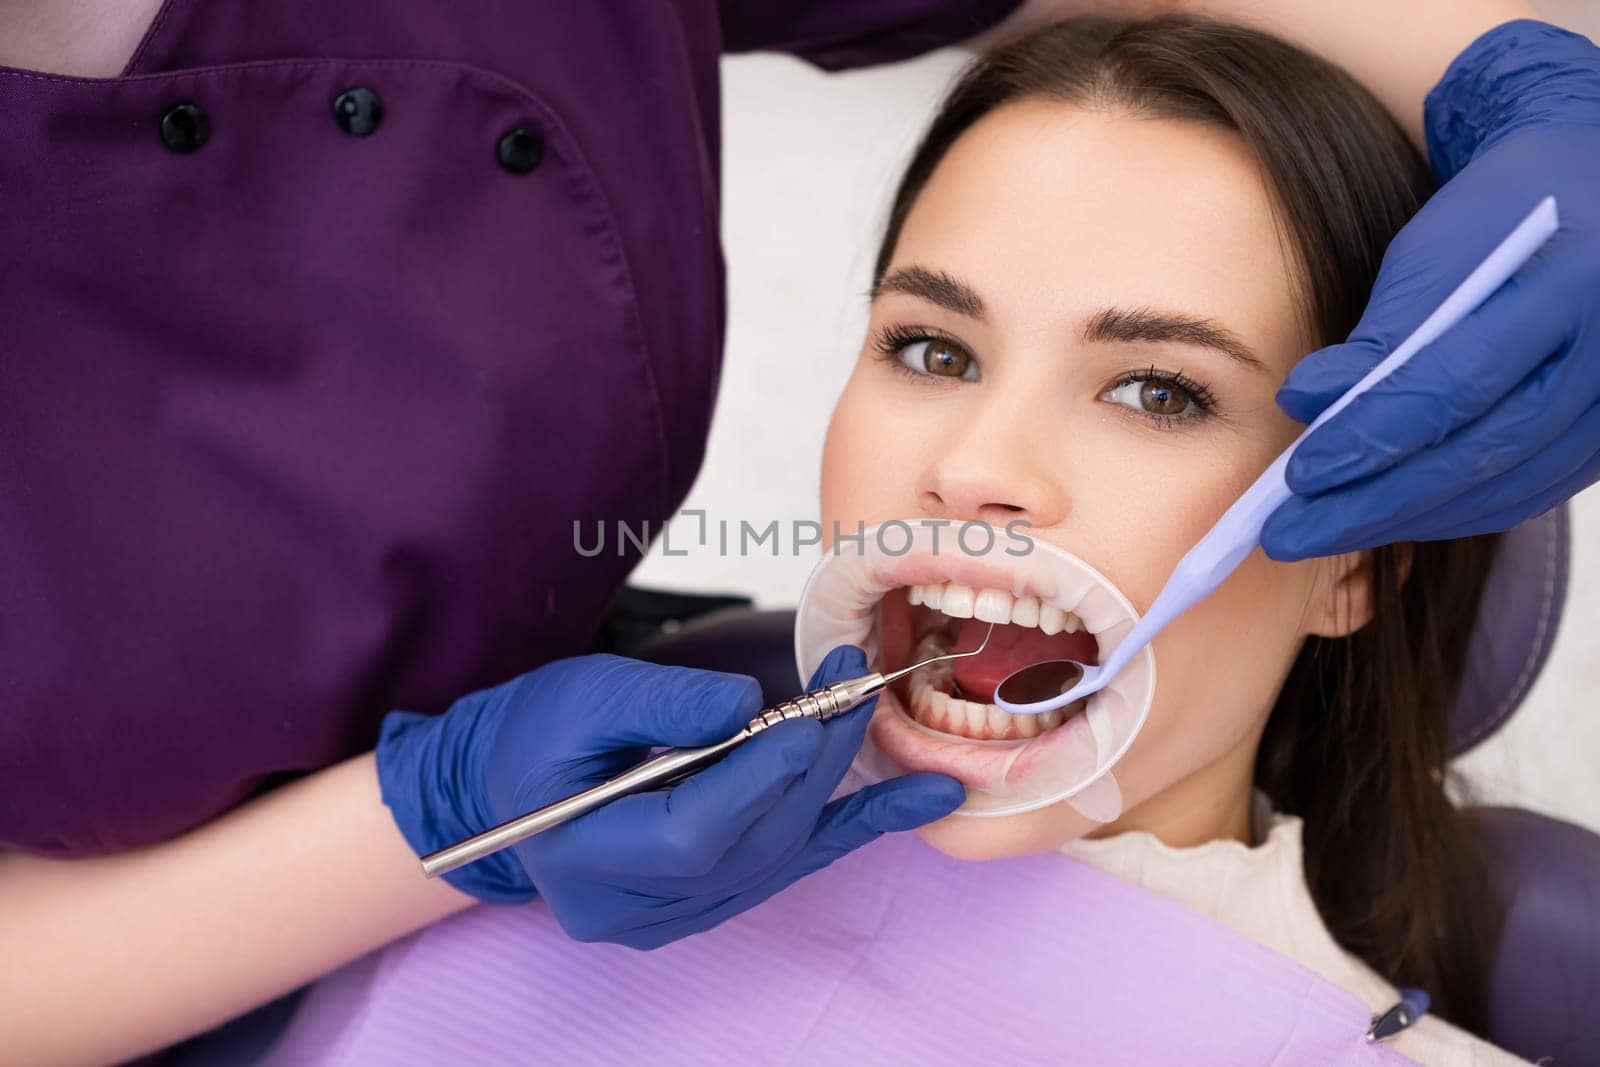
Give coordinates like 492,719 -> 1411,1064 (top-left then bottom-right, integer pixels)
883,582 -> 1102,742
794,524 -> 1155,812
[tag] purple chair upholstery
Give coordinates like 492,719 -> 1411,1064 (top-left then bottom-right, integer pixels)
633,506 -> 1593,1065
1453,507 -> 1571,754
1475,806 -> 1600,1064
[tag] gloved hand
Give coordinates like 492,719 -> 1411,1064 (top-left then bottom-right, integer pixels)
376,646 -> 963,948
1263,20 -> 1600,560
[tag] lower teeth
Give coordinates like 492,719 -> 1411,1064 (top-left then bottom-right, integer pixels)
895,620 -> 1088,741
904,655 -> 1072,740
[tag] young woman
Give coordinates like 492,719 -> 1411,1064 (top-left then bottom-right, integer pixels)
257,15 -> 1529,1064
809,15 -> 1514,1060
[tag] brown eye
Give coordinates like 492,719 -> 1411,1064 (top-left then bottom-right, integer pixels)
903,339 -> 976,379
1139,379 -> 1192,415
1104,375 -> 1207,423
925,341 -> 971,377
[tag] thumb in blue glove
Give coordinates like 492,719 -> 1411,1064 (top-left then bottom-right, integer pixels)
375,647 -> 965,949
1263,21 -> 1600,560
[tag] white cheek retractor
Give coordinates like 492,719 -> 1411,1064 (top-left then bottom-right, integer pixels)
793,523 -> 1157,821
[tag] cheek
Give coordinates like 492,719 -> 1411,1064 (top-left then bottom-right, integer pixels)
1158,552 -> 1317,712
819,395 -> 867,529
1103,549 -> 1318,816
820,369 -> 928,529
1051,431 -> 1317,808
1116,424 -> 1315,691
1065,409 -> 1307,636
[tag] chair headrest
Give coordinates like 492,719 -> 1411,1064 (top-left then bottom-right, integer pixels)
1452,506 -> 1571,755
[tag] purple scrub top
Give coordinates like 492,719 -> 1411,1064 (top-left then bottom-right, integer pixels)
0,0 -> 1023,857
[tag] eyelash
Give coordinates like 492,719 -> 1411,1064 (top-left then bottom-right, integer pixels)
871,325 -> 1219,429
870,324 -> 969,371
1109,364 -> 1219,429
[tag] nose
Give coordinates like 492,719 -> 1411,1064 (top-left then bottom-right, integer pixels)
916,399 -> 1069,530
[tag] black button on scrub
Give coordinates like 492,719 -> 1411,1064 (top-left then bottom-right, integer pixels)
333,88 -> 383,137
159,103 -> 211,153
497,127 -> 543,174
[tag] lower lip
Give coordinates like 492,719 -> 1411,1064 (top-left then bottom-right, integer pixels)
868,687 -> 1088,794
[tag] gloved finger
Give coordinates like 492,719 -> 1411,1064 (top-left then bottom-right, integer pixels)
586,647 -> 882,898
1265,356 -> 1590,557
1272,199 -> 1532,425
794,646 -> 886,816
1264,397 -> 1600,558
1375,400 -> 1600,542
1283,254 -> 1575,497
556,717 -> 825,880
1259,485 -> 1388,560
582,656 -> 764,750
618,772 -> 966,949
784,773 -> 965,880
807,644 -> 870,689
690,647 -> 880,880
706,708 -> 876,879
1275,338 -> 1388,425
570,766 -> 838,938
649,718 -> 827,874
1292,176 -> 1557,382
799,645 -> 881,814
1422,450 -> 1599,543
803,645 -> 879,794
1373,411 -> 1600,544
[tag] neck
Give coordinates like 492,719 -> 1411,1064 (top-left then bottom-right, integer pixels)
1092,735 -> 1260,848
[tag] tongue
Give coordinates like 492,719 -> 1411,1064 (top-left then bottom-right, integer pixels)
952,617 -> 1099,705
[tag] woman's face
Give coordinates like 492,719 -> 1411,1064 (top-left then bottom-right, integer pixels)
820,99 -> 1370,858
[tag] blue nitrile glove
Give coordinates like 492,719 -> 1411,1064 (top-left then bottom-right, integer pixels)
376,647 -> 963,947
1263,20 -> 1600,560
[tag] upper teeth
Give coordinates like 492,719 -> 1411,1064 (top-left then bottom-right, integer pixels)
905,583 -> 1082,634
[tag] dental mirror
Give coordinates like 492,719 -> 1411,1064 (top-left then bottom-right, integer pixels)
993,658 -> 1085,708
994,196 -> 1559,717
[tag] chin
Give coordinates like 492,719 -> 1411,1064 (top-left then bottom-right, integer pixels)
911,800 -> 1099,861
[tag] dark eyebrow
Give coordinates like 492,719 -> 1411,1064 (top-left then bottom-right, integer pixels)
869,266 -> 986,320
1084,307 -> 1266,370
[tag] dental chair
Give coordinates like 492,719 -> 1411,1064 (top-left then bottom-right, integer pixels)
627,507 -> 1598,1067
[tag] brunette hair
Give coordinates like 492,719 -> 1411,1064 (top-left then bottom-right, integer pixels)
874,16 -> 1503,1031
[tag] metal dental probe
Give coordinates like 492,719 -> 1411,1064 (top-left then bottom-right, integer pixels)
420,621 -> 998,878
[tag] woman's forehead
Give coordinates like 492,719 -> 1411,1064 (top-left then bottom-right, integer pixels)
888,99 -> 1309,363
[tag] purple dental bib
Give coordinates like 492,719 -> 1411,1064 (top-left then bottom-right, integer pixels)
264,831 -> 1414,1065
